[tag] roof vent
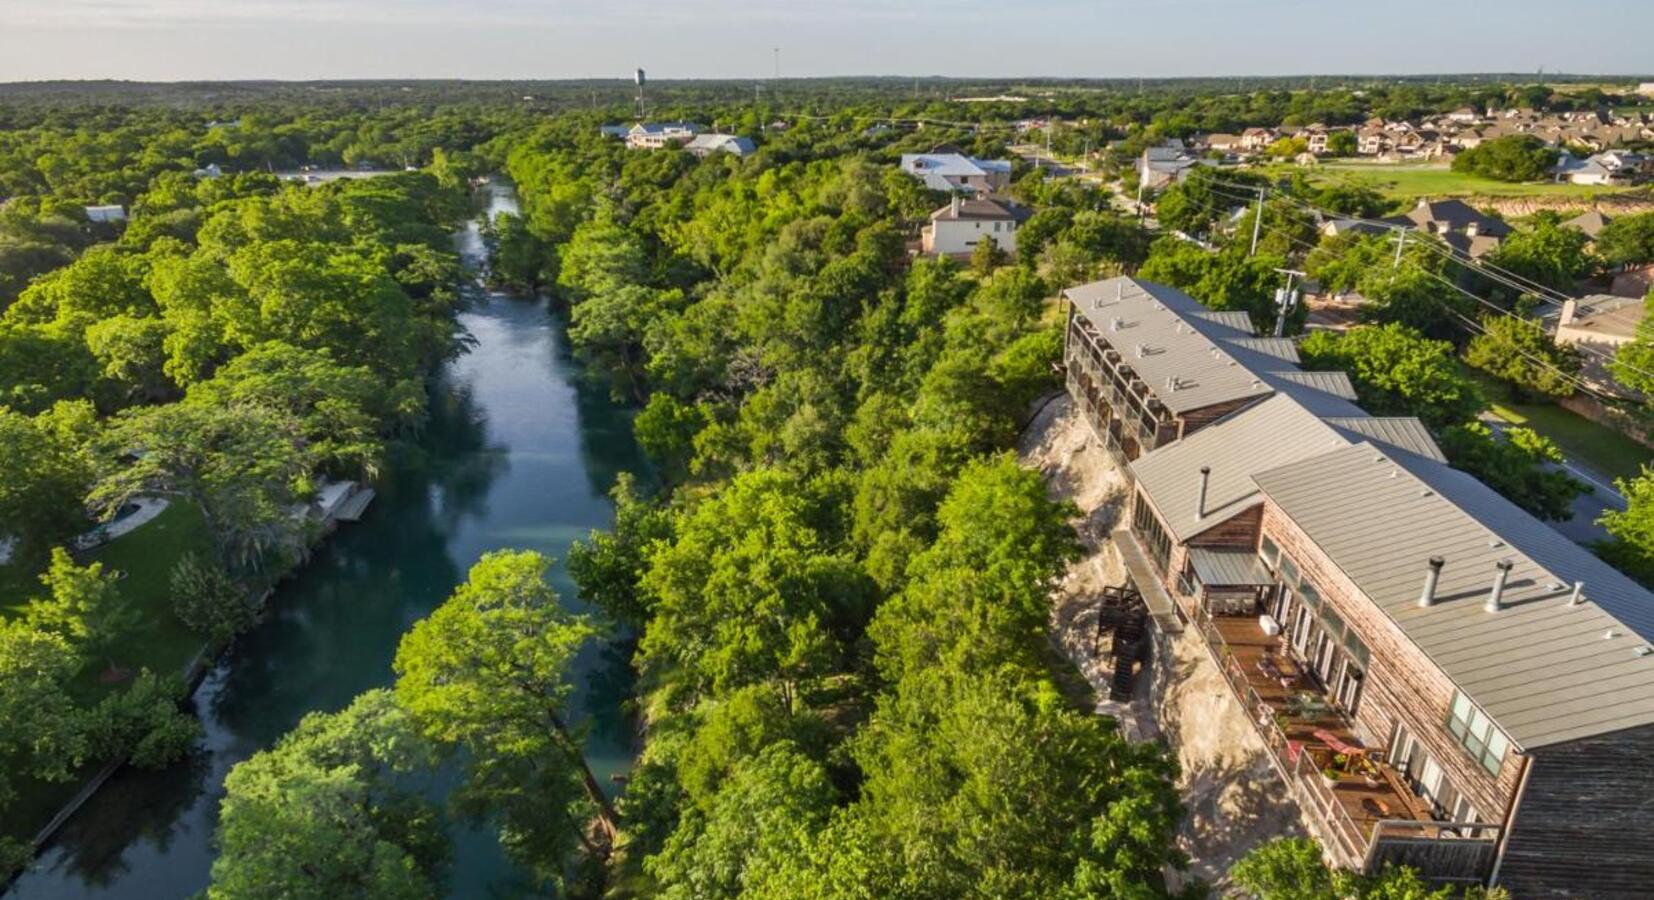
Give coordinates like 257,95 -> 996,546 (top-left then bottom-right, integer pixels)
1196,466 -> 1211,521
1135,343 -> 1146,358
1111,316 -> 1123,332
1487,559 -> 1514,613
1165,376 -> 1179,392
1419,557 -> 1445,607
1116,281 -> 1123,302
1637,645 -> 1654,658
1606,628 -> 1619,640
1569,581 -> 1585,606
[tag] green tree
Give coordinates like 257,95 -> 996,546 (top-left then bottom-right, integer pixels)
1608,294 -> 1654,397
1299,325 -> 1484,427
209,690 -> 445,900
639,469 -> 870,708
0,405 -> 93,567
0,618 -> 83,807
1231,837 -> 1456,900
78,669 -> 200,769
1325,129 -> 1359,157
1599,466 -> 1654,587
1451,135 -> 1557,183
171,552 -> 256,645
567,473 -> 672,628
25,548 -> 136,668
393,551 -> 618,878
1463,314 -> 1582,399
1439,423 -> 1589,521
1593,212 -> 1654,267
970,234 -> 1006,275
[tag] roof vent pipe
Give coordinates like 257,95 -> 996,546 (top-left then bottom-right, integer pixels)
1487,559 -> 1514,613
1419,557 -> 1445,607
1116,281 -> 1123,302
1196,466 -> 1211,521
1569,581 -> 1585,606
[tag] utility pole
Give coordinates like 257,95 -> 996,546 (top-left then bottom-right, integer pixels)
1249,187 -> 1267,256
1272,268 -> 1306,337
1393,228 -> 1407,268
1135,169 -> 1147,220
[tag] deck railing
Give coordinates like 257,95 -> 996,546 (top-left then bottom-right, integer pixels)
1188,605 -> 1501,882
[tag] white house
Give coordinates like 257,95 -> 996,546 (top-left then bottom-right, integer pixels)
84,205 -> 126,223
899,153 -> 1013,195
625,122 -> 704,150
921,195 -> 1030,257
684,133 -> 757,158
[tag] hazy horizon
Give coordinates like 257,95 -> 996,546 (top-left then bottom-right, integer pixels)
2,0 -> 1651,83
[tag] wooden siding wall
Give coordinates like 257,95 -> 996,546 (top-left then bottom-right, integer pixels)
1179,395 -> 1265,437
1497,725 -> 1654,899
1187,506 -> 1263,550
1259,502 -> 1524,825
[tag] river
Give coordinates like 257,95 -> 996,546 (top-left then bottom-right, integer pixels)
5,184 -> 646,899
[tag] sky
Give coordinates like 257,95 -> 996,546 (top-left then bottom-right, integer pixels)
0,0 -> 1651,83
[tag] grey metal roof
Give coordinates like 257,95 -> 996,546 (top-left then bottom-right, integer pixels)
1191,310 -> 1257,334
1131,394 -> 1353,540
1253,443 -> 1654,750
1268,370 -> 1359,401
1064,278 -> 1276,415
1189,547 -> 1275,587
1321,417 -> 1446,462
1223,337 -> 1300,364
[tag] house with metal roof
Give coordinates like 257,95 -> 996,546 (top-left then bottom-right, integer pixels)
685,133 -> 756,158
898,152 -> 1012,196
1064,276 -> 1654,896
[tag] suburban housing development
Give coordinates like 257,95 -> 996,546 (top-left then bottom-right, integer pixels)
1064,276 -> 1654,897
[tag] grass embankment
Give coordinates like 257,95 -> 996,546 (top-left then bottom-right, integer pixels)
0,502 -> 213,844
1486,396 -> 1651,486
1287,160 -> 1645,201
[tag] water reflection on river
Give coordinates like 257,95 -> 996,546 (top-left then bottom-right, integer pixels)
7,184 -> 645,899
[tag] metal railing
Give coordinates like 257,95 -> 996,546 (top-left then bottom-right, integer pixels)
1188,606 -> 1501,882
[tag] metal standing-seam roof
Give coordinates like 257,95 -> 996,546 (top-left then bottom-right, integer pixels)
1268,370 -> 1359,401
1321,417 -> 1448,463
1131,394 -> 1355,540
1064,279 -> 1276,415
1253,443 -> 1654,750
1188,547 -> 1276,587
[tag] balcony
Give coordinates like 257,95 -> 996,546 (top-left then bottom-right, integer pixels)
1188,605 -> 1501,885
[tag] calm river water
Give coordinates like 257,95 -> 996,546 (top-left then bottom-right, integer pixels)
6,184 -> 645,899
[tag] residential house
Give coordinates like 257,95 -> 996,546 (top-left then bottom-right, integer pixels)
84,205 -> 126,223
1304,125 -> 1331,155
898,152 -> 1014,195
920,195 -> 1030,257
684,133 -> 757,158
1551,151 -> 1645,186
1202,133 -> 1242,154
1562,209 -> 1613,241
1357,128 -> 1389,156
1139,146 -> 1204,189
1401,199 -> 1510,259
1065,275 -> 1654,896
598,124 -> 633,139
624,122 -> 704,150
1240,127 -> 1279,153
1554,293 -> 1647,396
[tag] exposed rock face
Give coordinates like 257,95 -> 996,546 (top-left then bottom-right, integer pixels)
1021,393 -> 1302,892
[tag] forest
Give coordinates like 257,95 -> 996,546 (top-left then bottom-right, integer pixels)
1,78 -> 1648,897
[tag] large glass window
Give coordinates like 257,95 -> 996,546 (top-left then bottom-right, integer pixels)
1447,690 -> 1511,776
1132,493 -> 1173,575
1259,536 -> 1280,570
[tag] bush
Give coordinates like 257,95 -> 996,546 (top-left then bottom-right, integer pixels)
171,552 -> 256,645
1451,135 -> 1557,183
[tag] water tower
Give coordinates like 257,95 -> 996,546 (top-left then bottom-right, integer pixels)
634,67 -> 646,120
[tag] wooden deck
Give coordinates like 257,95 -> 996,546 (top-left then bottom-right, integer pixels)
1200,613 -> 1436,859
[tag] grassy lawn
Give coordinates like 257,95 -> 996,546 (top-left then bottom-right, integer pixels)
1486,397 -> 1651,487
1281,160 -> 1647,202
1471,375 -> 1652,486
0,502 -> 213,845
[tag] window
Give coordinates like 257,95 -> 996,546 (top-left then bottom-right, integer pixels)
1447,690 -> 1511,776
1259,536 -> 1280,570
1279,554 -> 1300,586
1132,494 -> 1173,575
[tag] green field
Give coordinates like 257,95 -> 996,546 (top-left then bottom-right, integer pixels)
1287,161 -> 1648,201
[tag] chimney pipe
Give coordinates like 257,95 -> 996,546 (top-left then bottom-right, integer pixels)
1487,559 -> 1514,613
1419,556 -> 1445,607
1196,466 -> 1211,521
950,193 -> 962,216
1569,581 -> 1585,606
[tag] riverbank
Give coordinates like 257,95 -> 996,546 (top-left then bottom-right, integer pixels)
4,182 -> 648,900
